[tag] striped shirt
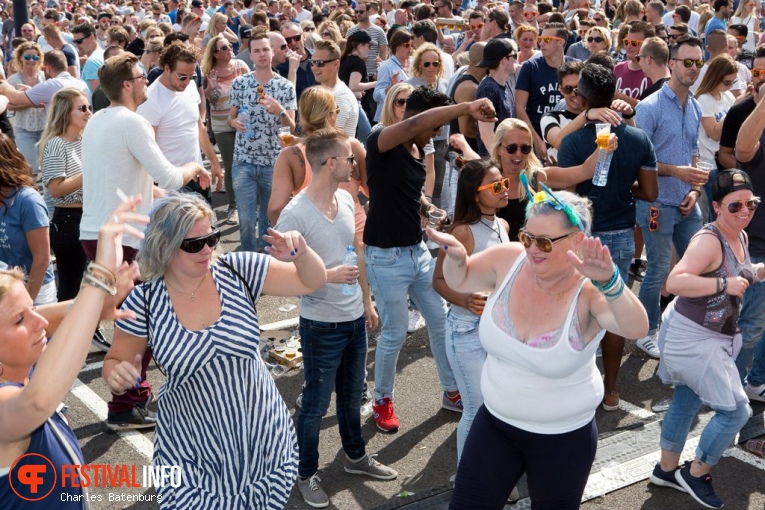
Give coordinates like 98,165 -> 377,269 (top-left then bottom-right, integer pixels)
41,136 -> 83,207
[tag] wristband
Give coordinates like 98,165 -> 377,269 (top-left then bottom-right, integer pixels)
689,188 -> 701,197
622,110 -> 635,119
584,109 -> 591,122
721,276 -> 727,294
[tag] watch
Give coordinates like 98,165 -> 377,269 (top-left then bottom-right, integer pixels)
584,109 -> 591,122
280,110 -> 287,118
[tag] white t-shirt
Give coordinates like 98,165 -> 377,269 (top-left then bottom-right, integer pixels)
662,9 -> 701,33
294,9 -> 312,22
137,78 -> 203,167
697,90 -> 735,166
80,106 -> 184,247
331,80 -> 359,137
731,14 -> 757,52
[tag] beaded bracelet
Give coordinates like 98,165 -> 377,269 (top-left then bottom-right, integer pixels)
592,263 -> 619,292
87,262 -> 116,285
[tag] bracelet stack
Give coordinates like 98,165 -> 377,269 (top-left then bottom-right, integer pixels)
81,262 -> 117,296
591,264 -> 625,302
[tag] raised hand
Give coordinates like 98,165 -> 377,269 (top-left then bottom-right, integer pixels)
566,236 -> 614,283
263,228 -> 308,262
468,98 -> 497,124
426,227 -> 468,266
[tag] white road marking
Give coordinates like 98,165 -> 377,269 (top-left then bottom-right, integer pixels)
724,445 -> 765,471
618,399 -> 657,420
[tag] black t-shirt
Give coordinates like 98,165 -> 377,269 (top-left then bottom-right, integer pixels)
639,77 -> 670,100
339,54 -> 374,122
475,76 -> 515,156
363,129 -> 427,248
740,134 -> 765,257
497,198 -> 524,242
719,96 -> 756,152
126,38 -> 145,57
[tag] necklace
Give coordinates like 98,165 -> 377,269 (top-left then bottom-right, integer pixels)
534,272 -> 583,300
478,217 -> 503,242
165,272 -> 207,302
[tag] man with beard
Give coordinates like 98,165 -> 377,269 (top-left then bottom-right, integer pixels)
81,52 -> 209,430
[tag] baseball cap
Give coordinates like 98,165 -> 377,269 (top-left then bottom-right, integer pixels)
477,38 -> 517,68
347,30 -> 372,44
239,23 -> 253,39
191,0 -> 203,7
712,169 -> 754,202
97,11 -> 112,20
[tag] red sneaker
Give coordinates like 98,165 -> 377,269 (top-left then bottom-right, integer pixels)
372,398 -> 399,433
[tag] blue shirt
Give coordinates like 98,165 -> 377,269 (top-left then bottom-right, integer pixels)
635,83 -> 700,207
373,56 -> 409,122
516,54 -> 578,136
0,187 -> 55,285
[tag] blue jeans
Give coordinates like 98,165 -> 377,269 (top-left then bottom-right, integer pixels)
660,385 -> 751,466
231,161 -> 272,252
364,242 -> 457,400
356,102 -> 372,148
445,310 -> 485,463
297,315 -> 367,478
736,254 -> 765,384
591,228 -> 634,282
636,200 -> 703,334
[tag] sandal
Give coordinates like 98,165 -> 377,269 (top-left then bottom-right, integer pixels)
746,439 -> 764,457
602,390 -> 620,412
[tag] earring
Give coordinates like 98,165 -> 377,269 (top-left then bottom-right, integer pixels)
0,361 -> 4,377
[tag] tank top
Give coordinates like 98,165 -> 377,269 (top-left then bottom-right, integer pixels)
497,198 -> 525,242
674,223 -> 754,336
448,73 -> 480,151
451,217 -> 510,317
0,382 -> 85,509
478,253 -> 606,434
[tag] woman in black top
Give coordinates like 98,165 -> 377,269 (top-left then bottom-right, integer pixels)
339,31 -> 377,129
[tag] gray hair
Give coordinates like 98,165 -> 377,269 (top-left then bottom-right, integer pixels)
525,190 -> 593,235
138,192 -> 217,282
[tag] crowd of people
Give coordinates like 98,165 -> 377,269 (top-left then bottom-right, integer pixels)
1,0 -> 765,508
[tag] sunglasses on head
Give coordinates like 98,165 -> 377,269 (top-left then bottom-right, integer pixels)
622,38 -> 643,47
673,58 -> 704,68
649,206 -> 660,231
422,60 -> 440,68
560,85 -> 579,95
518,230 -> 576,253
309,58 -> 337,67
587,36 -> 604,43
174,71 -> 197,81
477,178 -> 510,194
722,197 -> 761,213
180,229 -> 221,253
75,104 -> 93,112
751,68 -> 765,78
539,35 -> 563,43
23,54 -> 40,61
285,34 -> 302,43
504,143 -> 533,155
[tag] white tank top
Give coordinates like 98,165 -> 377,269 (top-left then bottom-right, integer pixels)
479,253 -> 606,434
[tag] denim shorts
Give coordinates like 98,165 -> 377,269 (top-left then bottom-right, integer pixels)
591,228 -> 635,282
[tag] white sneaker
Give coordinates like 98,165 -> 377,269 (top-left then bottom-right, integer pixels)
744,383 -> 765,402
636,334 -> 660,359
407,309 -> 425,333
226,208 -> 239,225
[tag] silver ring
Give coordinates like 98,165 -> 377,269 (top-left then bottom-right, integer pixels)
113,216 -> 119,224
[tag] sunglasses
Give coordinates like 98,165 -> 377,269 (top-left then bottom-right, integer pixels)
722,198 -> 761,213
672,58 -> 704,68
402,42 -> 412,48
593,17 -> 604,21
179,229 -> 221,253
523,11 -> 537,17
23,54 -> 40,61
303,26 -> 315,31
649,206 -> 660,231
394,97 -> 407,106
321,155 -> 356,165
127,73 -> 148,82
72,36 -> 87,44
751,68 -> 765,78
174,71 -> 198,81
470,23 -> 484,30
477,178 -> 510,194
539,35 -> 564,43
422,61 -> 440,68
518,230 -> 576,253
622,38 -> 644,47
503,143 -> 533,155
587,36 -> 604,43
560,85 -> 579,95
722,78 -> 737,86
75,104 -> 93,112
217,44 -> 231,51
309,58 -> 337,67
668,33 -> 681,40
355,9 -> 365,14
285,34 -> 302,43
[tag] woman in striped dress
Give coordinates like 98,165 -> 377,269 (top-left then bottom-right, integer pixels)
103,192 -> 327,509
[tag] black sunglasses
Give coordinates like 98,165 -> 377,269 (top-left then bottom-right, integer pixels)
285,34 -> 302,43
73,36 -> 87,44
560,85 -> 579,95
422,61 -> 440,68
722,198 -> 761,214
309,58 -> 337,67
179,229 -> 221,253
587,36 -> 604,43
394,97 -> 407,106
279,43 -> 287,50
504,143 -> 533,155
75,104 -> 93,112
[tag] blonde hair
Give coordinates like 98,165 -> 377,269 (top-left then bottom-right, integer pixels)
586,26 -> 612,52
206,12 -> 228,37
0,267 -> 26,306
201,34 -> 226,75
411,43 -> 444,81
298,86 -> 337,135
513,24 -> 537,44
380,82 -> 414,127
37,88 -> 88,168
490,118 -> 544,198
11,42 -> 43,74
318,20 -> 342,44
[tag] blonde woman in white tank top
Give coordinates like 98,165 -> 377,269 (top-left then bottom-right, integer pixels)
428,185 -> 648,509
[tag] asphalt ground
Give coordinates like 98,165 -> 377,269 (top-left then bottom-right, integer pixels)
55,189 -> 765,510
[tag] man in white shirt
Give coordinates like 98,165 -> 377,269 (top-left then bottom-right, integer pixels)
312,41 -> 358,137
293,0 -> 313,22
137,42 -> 223,199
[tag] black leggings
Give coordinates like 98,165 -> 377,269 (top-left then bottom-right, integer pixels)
450,405 -> 597,510
50,207 -> 88,302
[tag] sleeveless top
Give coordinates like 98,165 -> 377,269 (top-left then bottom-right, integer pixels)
479,253 -> 606,434
451,217 -> 510,318
448,73 -> 479,152
0,381 -> 85,509
497,198 -> 525,242
674,223 -> 754,336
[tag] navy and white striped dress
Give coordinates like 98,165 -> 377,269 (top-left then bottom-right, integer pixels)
116,252 -> 298,509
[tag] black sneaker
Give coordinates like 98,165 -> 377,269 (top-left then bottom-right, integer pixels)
629,260 -> 646,281
91,327 -> 111,353
107,406 -> 157,430
674,462 -> 723,509
649,463 -> 686,492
